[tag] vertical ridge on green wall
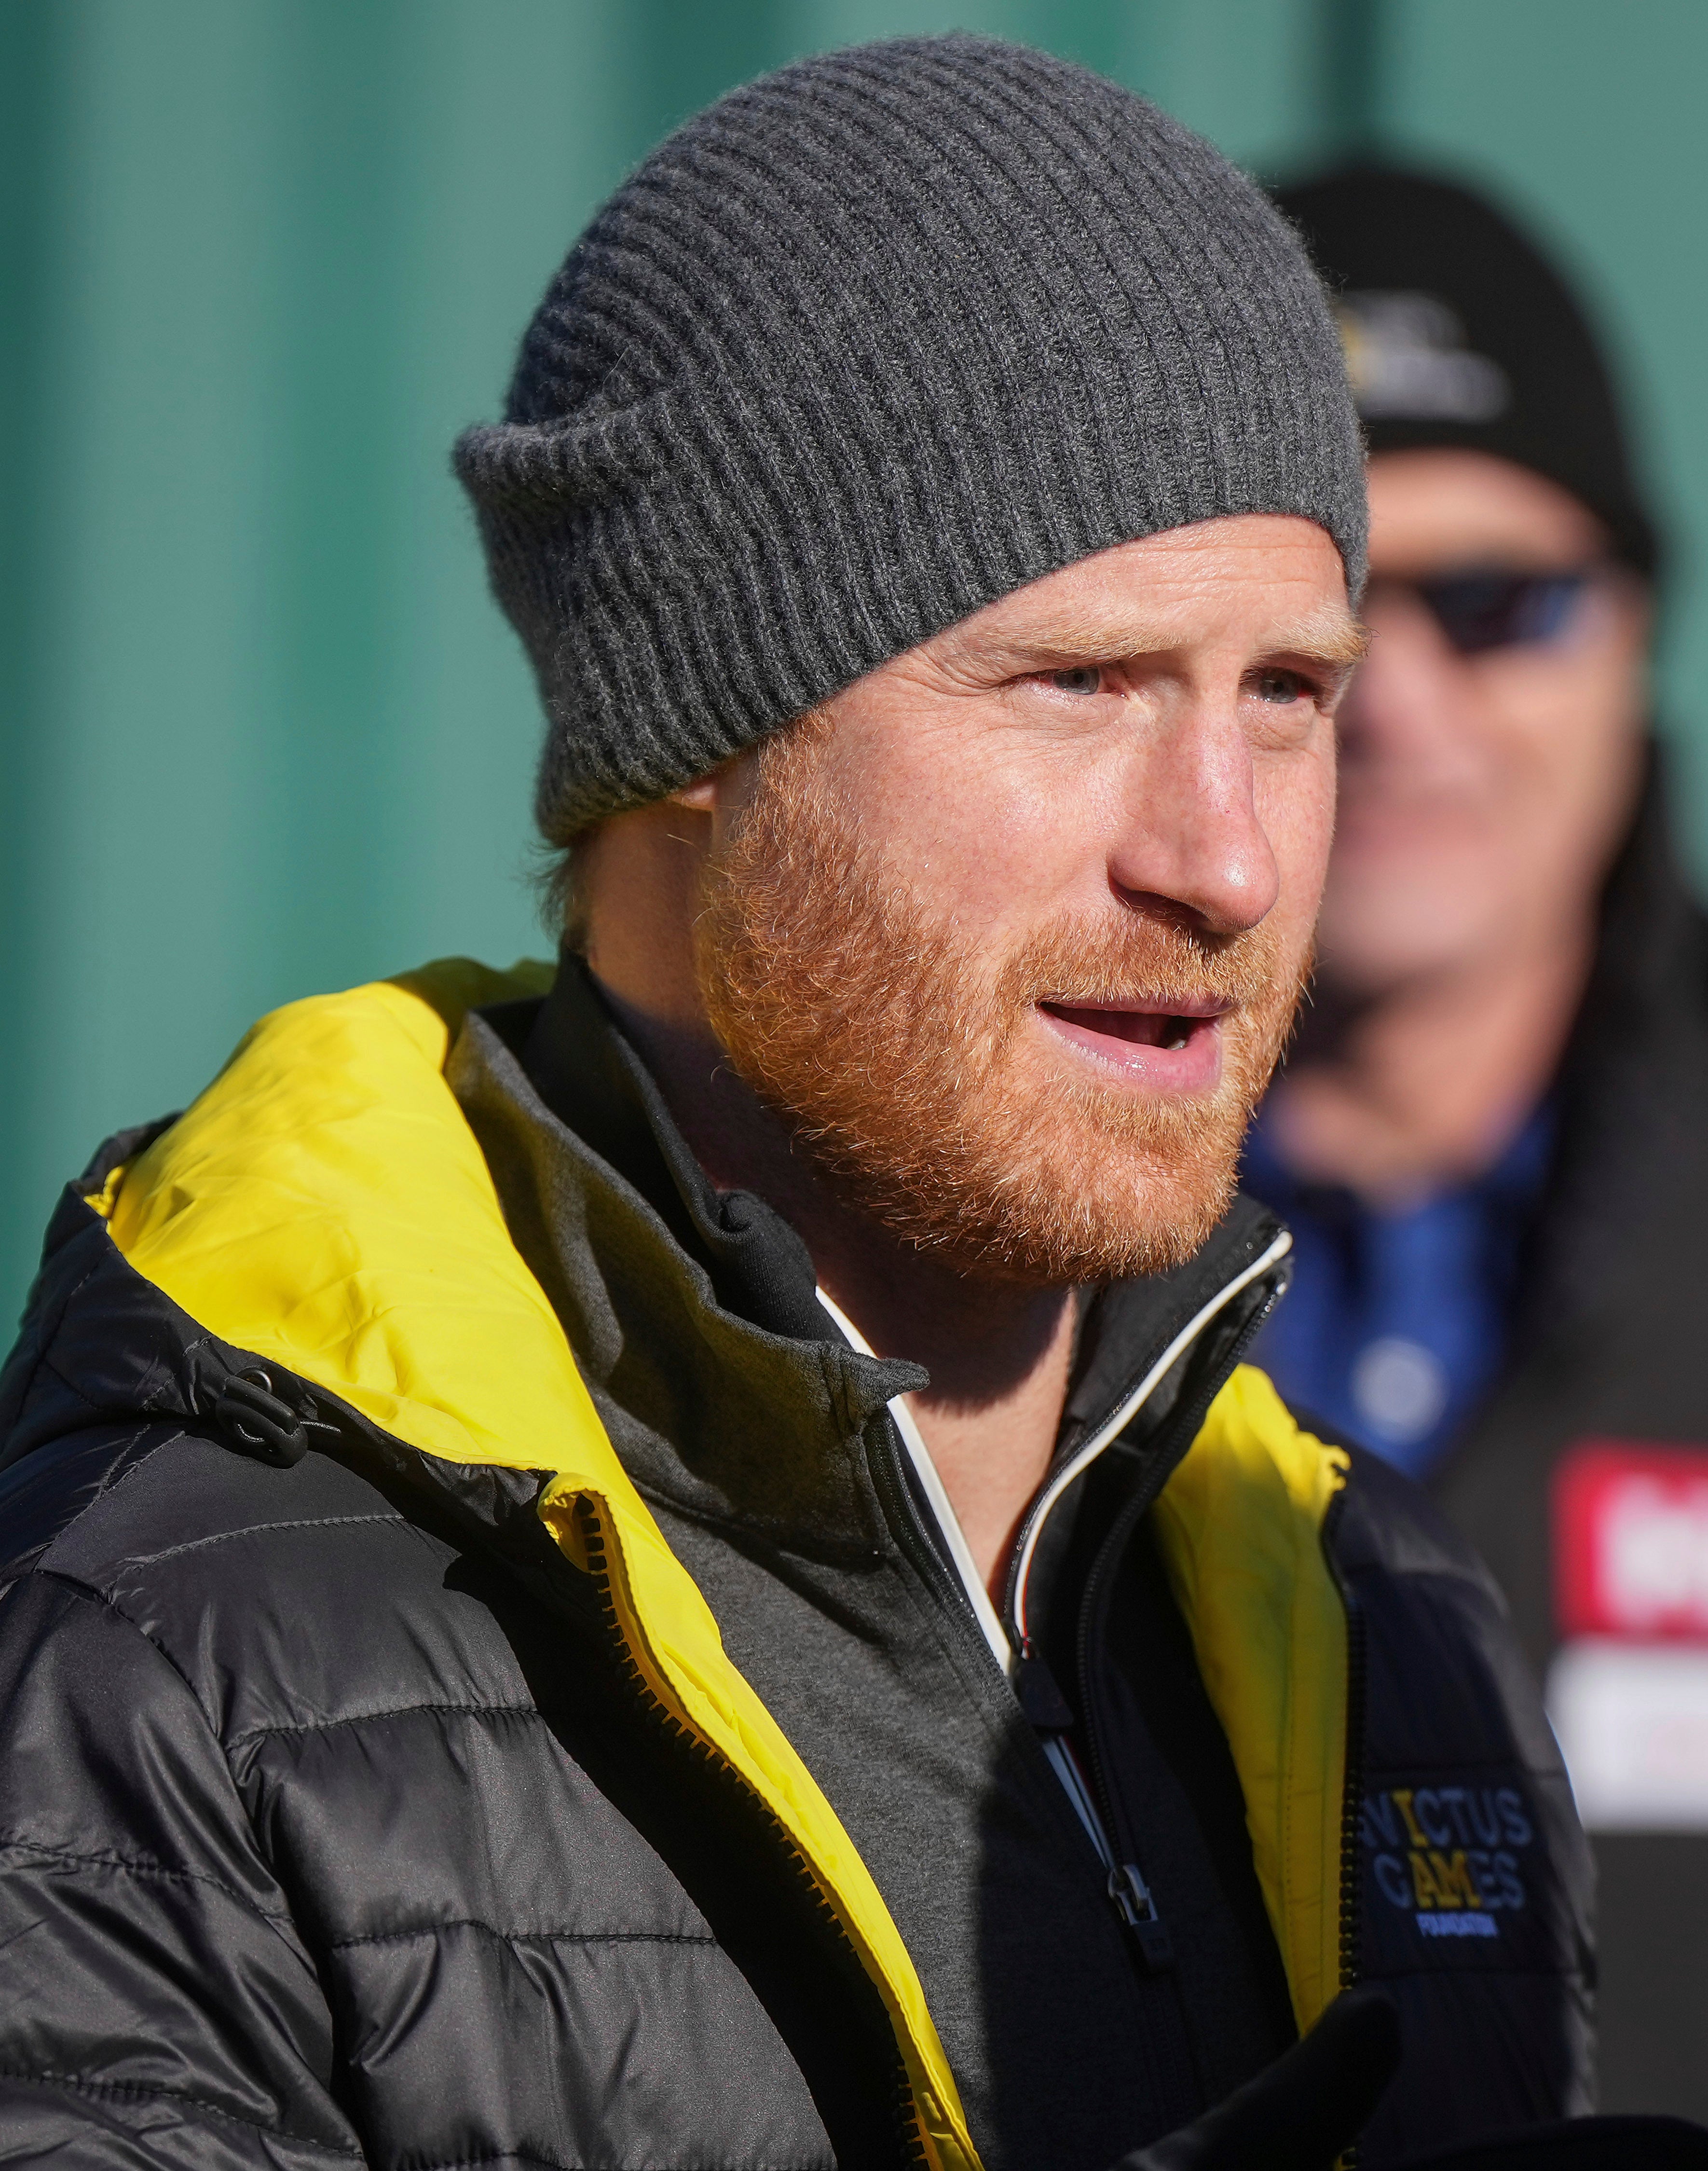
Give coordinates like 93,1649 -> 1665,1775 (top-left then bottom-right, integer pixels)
1316,0 -> 1384,157
0,0 -> 58,1297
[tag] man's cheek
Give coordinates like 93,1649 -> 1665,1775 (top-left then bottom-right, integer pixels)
930,784 -> 1101,923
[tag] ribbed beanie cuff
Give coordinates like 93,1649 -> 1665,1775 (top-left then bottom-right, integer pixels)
456,36 -> 1366,840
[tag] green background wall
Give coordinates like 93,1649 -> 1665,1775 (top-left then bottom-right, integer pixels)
3,0 -> 1706,1320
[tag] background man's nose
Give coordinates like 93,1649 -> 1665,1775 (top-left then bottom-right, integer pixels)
1339,593 -> 1470,756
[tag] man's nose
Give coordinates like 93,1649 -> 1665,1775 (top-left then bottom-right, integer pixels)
1105,708 -> 1280,938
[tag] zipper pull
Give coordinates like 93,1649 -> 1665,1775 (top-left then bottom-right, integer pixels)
1108,1862 -> 1175,1971
1025,1652 -> 1176,1974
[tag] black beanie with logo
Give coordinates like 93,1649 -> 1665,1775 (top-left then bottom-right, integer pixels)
1274,165 -> 1660,578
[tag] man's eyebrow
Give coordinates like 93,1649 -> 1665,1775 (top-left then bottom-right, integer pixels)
958,605 -> 1370,672
1262,608 -> 1371,671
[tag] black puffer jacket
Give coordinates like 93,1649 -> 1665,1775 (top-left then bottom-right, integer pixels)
0,962 -> 1592,2169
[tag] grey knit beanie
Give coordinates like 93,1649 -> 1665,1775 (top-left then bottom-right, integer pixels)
456,36 -> 1366,842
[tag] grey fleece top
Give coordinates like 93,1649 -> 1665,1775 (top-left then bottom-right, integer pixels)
448,962 -> 1296,2171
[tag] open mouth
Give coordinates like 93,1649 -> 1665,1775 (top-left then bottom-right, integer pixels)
1036,999 -> 1229,1090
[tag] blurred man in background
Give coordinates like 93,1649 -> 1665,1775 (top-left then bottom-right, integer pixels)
1250,166 -> 1708,2116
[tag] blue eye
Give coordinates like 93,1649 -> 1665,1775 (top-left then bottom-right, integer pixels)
1051,667 -> 1102,696
1255,669 -> 1306,703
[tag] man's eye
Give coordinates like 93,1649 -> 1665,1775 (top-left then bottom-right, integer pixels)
1050,666 -> 1103,696
1254,667 -> 1309,704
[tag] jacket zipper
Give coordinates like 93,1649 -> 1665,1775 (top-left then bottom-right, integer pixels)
865,1411 -> 1178,1988
565,1497 -> 927,2171
861,1238 -> 1292,1958
1068,1280 -> 1284,1963
1325,1492 -> 1368,1996
1322,1489 -> 1368,2170
1036,1726 -> 1175,1964
860,1401 -> 1180,1968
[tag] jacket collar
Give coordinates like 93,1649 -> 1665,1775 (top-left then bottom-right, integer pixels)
510,957 -> 865,1347
503,954 -> 1295,1498
450,971 -> 915,1554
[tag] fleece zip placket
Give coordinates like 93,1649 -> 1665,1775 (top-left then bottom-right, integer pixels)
822,1224 -> 1295,1977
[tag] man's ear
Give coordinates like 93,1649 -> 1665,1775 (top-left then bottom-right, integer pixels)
668,748 -> 765,824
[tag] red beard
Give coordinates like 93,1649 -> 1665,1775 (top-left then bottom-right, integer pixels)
697,728 -> 1308,1287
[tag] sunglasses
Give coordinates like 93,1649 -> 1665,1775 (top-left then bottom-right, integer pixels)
1366,566 -> 1598,657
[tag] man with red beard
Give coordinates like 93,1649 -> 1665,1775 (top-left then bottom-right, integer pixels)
1,36 -> 1684,2171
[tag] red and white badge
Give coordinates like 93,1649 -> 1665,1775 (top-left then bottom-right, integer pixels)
1555,1439 -> 1708,1639
1547,1440 -> 1708,1831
